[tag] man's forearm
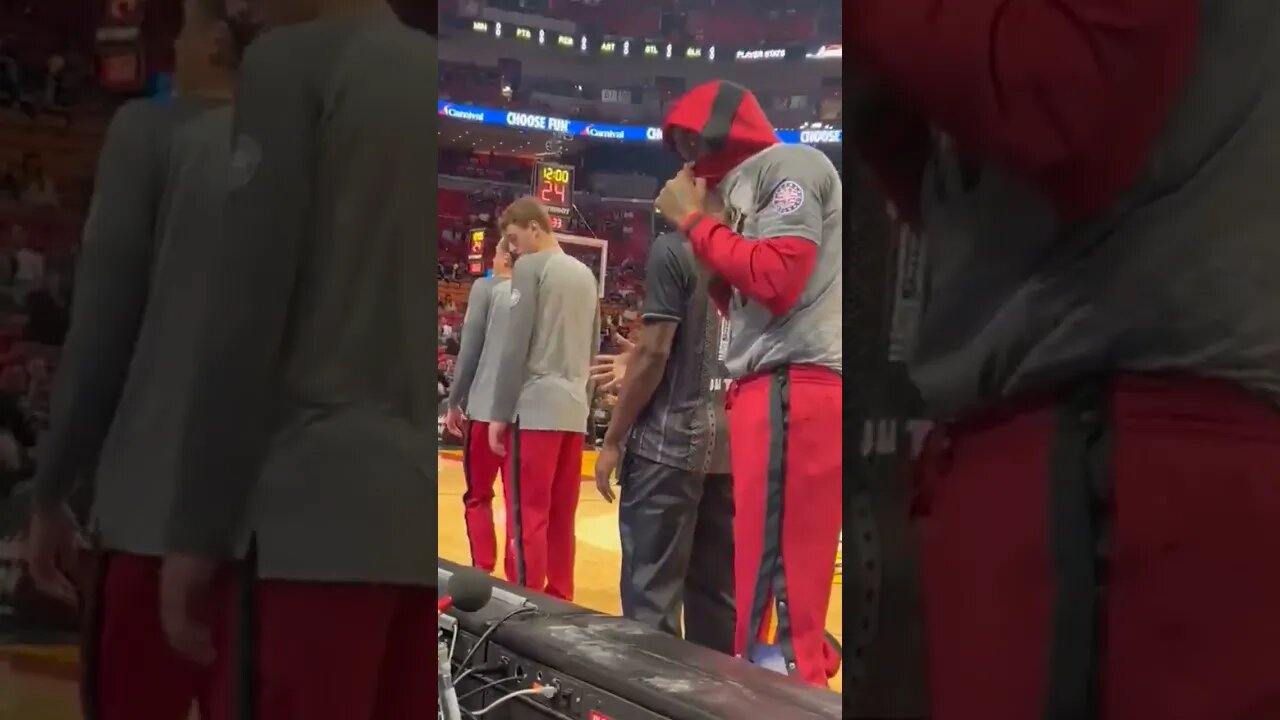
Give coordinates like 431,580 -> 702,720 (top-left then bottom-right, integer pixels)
33,102 -> 158,511
681,214 -> 817,316
602,349 -> 668,447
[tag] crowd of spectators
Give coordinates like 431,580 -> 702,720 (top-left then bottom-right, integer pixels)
0,215 -> 73,499
0,151 -> 60,208
0,51 -> 86,615
0,34 -> 92,124
435,179 -> 649,446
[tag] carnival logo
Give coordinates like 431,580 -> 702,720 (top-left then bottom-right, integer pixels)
581,125 -> 626,140
441,104 -> 487,122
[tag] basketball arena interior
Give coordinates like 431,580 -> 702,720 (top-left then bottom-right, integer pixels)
0,0 -> 847,718
433,3 -> 844,716
1,1 -> 1266,718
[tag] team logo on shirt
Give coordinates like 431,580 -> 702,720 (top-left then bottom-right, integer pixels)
229,134 -> 262,189
769,180 -> 805,216
509,289 -> 521,305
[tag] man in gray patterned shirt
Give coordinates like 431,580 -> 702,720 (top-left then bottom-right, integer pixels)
489,197 -> 600,601
444,238 -> 513,574
591,194 -> 734,654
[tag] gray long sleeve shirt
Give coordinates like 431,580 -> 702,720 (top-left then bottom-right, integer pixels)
491,250 -> 600,433
166,8 -> 438,586
32,98 -> 227,556
448,275 -> 512,423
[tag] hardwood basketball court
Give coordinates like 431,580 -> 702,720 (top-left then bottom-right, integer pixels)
436,453 -> 845,694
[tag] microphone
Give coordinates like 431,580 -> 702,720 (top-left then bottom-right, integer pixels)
440,567 -> 493,614
439,568 -> 493,720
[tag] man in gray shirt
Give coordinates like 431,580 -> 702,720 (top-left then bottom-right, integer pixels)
157,2 -> 438,718
591,202 -> 735,653
489,197 -> 599,601
24,2 -> 255,718
443,238 -> 513,574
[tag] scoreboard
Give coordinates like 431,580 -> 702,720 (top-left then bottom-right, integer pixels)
532,161 -> 574,231
467,227 -> 486,275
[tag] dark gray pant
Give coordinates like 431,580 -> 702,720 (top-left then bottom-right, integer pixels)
618,453 -> 735,654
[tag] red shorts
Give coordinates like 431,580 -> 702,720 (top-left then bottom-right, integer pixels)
251,581 -> 437,720
82,552 -> 233,720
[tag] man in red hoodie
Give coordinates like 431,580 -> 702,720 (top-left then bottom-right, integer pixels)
654,80 -> 843,688
851,2 -> 1280,718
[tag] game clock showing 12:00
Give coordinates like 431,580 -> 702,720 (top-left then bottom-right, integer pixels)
533,161 -> 574,228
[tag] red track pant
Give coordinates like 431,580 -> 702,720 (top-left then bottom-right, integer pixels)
463,419 -> 504,573
502,427 -> 583,601
728,365 -> 843,687
83,552 -> 233,720
916,375 -> 1280,720
253,582 -> 436,720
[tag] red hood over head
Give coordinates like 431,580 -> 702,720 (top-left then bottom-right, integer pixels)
663,81 -> 779,185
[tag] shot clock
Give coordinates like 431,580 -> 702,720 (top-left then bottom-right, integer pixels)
532,161 -> 574,231
466,227 -> 486,275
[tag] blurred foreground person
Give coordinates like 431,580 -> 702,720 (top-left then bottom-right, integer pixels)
851,2 -> 1280,718
158,1 -> 438,718
25,2 -> 257,718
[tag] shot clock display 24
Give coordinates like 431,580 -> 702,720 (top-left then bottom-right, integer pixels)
532,161 -> 574,231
